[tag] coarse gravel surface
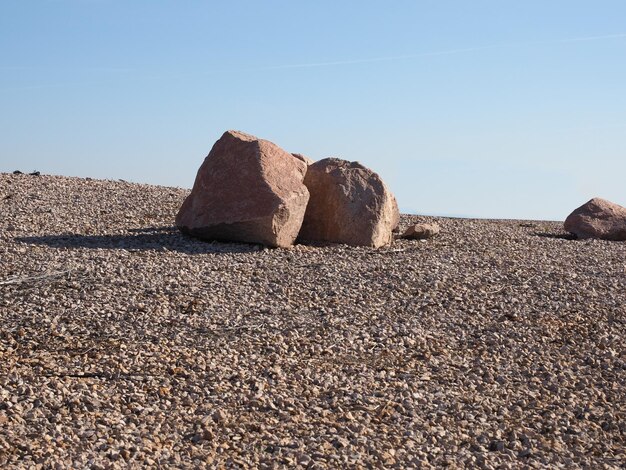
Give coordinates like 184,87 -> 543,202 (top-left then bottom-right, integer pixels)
0,172 -> 625,469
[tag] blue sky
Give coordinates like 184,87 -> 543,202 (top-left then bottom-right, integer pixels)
1,1 -> 625,220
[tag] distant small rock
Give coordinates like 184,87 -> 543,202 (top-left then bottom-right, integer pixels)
564,198 -> 626,241
401,223 -> 440,240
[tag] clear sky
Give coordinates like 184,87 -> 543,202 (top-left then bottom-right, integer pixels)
1,1 -> 625,220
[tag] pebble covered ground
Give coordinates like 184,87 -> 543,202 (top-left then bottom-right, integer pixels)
0,172 -> 624,469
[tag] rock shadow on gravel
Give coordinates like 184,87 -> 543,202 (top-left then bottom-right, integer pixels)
14,226 -> 263,254
533,231 -> 577,240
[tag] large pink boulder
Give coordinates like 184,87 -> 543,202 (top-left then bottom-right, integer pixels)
298,158 -> 399,247
564,198 -> 626,241
176,130 -> 310,248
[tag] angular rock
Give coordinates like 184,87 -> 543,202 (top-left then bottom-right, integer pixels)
401,223 -> 440,240
298,158 -> 399,247
564,198 -> 626,241
175,130 -> 310,248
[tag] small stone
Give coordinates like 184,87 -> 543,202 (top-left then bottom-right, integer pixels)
401,223 -> 440,240
518,449 -> 532,458
489,440 -> 505,452
212,409 -> 228,423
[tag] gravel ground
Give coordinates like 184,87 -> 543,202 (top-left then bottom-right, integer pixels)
0,172 -> 624,469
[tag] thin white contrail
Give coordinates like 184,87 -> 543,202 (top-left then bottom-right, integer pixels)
1,31 -> 625,91
249,32 -> 626,71
248,45 -> 506,71
558,32 -> 626,42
